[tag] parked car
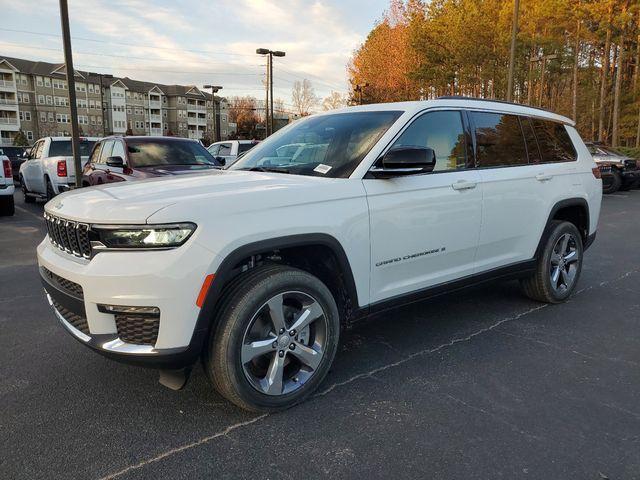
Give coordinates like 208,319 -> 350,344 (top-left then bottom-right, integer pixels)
82,136 -> 222,186
0,154 -> 15,216
586,142 -> 639,194
207,140 -> 259,167
38,98 -> 601,411
19,137 -> 99,202
0,146 -> 28,181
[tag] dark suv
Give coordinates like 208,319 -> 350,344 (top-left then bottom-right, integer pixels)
82,136 -> 222,186
0,146 -> 28,181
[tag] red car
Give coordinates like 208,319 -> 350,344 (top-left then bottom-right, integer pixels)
82,136 -> 222,186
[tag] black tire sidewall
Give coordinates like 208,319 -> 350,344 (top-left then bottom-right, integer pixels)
211,267 -> 340,411
540,222 -> 583,302
46,177 -> 55,201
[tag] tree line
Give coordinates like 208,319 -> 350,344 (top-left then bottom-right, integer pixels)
349,0 -> 640,147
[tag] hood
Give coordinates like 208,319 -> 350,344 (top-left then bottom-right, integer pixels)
44,169 -> 356,224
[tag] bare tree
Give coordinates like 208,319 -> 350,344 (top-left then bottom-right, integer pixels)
228,96 -> 262,138
291,79 -> 318,116
322,91 -> 347,110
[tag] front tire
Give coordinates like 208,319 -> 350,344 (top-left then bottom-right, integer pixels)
521,221 -> 583,303
205,265 -> 340,412
20,175 -> 35,203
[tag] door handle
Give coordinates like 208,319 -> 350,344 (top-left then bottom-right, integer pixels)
451,180 -> 477,191
535,173 -> 553,182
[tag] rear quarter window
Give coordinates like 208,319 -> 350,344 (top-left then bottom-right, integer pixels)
531,119 -> 576,163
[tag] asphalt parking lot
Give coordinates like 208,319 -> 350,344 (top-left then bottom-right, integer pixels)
1,190 -> 639,480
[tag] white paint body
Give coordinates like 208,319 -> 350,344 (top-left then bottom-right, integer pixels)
37,99 -> 601,352
19,137 -> 100,195
0,154 -> 15,196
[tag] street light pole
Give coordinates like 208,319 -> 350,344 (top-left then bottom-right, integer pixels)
256,48 -> 285,137
506,0 -> 520,102
203,84 -> 223,143
58,0 -> 81,188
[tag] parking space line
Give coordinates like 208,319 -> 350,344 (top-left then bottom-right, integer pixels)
96,268 -> 639,480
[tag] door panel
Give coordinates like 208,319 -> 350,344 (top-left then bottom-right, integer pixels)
365,171 -> 483,303
365,109 -> 482,303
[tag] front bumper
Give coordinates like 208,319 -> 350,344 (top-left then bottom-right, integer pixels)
37,236 -> 216,368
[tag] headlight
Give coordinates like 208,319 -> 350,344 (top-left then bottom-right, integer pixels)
92,223 -> 196,250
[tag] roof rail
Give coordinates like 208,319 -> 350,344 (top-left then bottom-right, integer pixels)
436,95 -> 562,117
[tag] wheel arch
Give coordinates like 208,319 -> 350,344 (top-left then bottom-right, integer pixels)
190,233 -> 360,356
535,198 -> 590,259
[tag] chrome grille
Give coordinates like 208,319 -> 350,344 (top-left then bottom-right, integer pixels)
44,213 -> 92,259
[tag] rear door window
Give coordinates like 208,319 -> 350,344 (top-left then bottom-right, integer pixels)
521,117 -> 542,164
531,119 -> 576,163
219,143 -> 232,156
470,112 -> 528,167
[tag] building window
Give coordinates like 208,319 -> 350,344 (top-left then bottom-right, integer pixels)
44,77 -> 51,87
40,112 -> 47,122
24,111 -> 31,121
88,84 -> 94,93
90,116 -> 96,125
26,131 -> 33,141
48,112 -> 54,122
127,107 -> 132,115
46,96 -> 53,105
18,111 -> 23,121
36,76 -> 43,87
38,95 -> 45,104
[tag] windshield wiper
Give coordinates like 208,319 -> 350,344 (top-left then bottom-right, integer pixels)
241,166 -> 290,173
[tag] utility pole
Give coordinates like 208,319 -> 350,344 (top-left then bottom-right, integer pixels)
58,0 -> 81,188
506,0 -> 520,102
256,48 -> 285,137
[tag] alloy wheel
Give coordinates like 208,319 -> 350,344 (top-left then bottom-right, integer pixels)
241,291 -> 328,396
549,233 -> 580,294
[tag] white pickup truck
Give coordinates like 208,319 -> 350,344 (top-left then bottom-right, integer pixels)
0,153 -> 15,216
19,137 -> 99,201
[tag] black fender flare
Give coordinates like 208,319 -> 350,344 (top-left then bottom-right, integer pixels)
188,233 -> 360,356
534,198 -> 590,259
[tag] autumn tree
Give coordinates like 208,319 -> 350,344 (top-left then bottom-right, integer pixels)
291,79 -> 318,116
228,96 -> 263,138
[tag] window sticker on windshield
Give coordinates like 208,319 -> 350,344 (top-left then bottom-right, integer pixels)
313,164 -> 332,174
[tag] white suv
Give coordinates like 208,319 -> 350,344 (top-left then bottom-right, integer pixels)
37,98 -> 601,411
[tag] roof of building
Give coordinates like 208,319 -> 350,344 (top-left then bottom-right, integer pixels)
0,55 -> 224,100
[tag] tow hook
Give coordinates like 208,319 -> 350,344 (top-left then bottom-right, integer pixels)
159,367 -> 192,391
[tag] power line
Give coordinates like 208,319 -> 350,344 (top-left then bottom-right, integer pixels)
0,28 -> 257,57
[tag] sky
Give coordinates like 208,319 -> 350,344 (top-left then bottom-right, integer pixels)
0,0 -> 389,113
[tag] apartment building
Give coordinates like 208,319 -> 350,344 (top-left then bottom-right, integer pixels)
0,55 -> 229,145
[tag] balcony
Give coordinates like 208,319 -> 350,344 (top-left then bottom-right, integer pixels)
0,79 -> 16,91
0,117 -> 20,131
149,114 -> 161,122
149,100 -> 161,108
187,103 -> 206,111
0,98 -> 18,111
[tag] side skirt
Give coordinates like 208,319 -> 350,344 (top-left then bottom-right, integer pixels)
360,259 -> 537,318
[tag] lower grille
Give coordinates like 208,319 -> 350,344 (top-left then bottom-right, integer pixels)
41,267 -> 84,299
52,299 -> 90,335
115,314 -> 160,346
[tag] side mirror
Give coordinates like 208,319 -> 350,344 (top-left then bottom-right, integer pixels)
370,146 -> 436,178
215,156 -> 226,166
106,156 -> 125,168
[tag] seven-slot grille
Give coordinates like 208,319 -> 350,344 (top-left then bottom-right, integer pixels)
44,213 -> 92,258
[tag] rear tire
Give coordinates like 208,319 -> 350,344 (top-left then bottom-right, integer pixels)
0,195 -> 14,216
21,175 -> 35,203
205,264 -> 340,412
521,221 -> 583,304
603,170 -> 622,194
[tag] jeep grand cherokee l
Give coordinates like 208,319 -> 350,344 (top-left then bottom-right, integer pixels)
37,98 -> 601,411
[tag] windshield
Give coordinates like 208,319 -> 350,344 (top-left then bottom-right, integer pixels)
49,140 -> 96,157
230,111 -> 403,178
126,139 -> 220,167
